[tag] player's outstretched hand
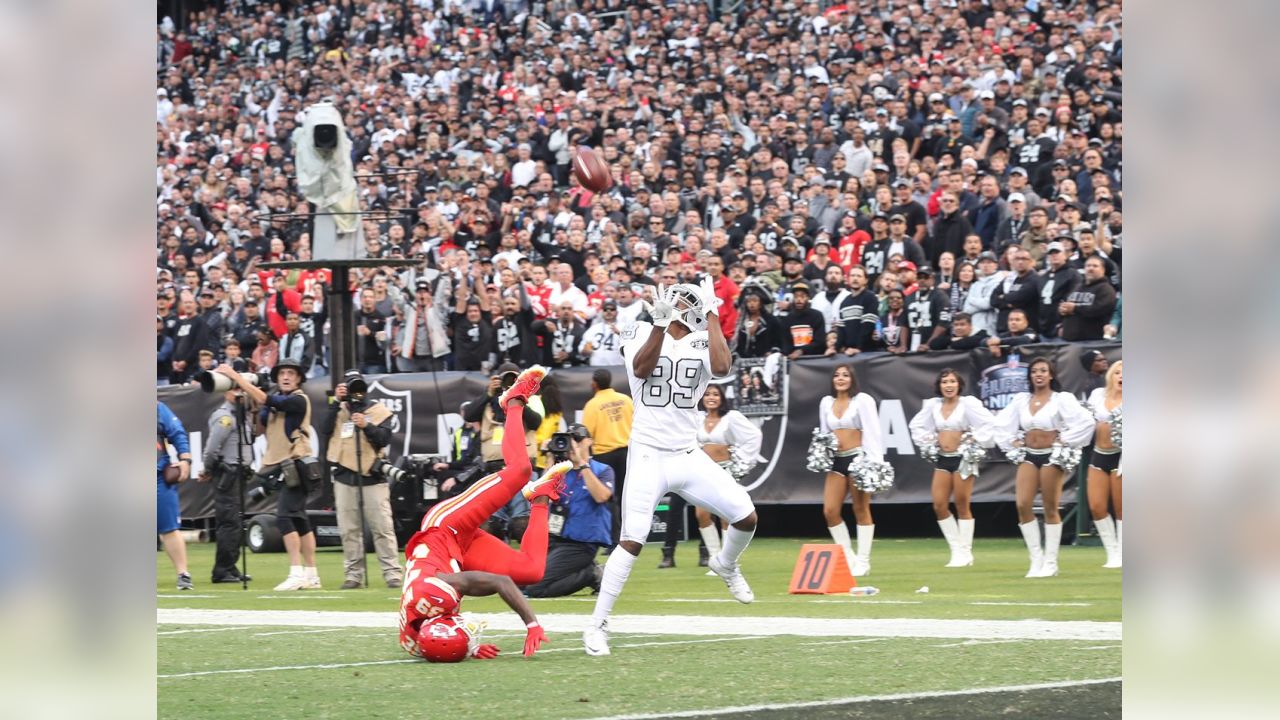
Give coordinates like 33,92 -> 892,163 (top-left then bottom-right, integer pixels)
523,622 -> 548,657
697,275 -> 722,316
650,285 -> 676,328
472,644 -> 500,660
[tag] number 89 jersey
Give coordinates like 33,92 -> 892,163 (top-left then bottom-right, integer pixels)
622,321 -> 713,451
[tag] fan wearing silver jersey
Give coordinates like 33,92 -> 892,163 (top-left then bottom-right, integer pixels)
584,280 -> 759,657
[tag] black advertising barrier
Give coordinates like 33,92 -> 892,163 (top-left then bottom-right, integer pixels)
158,343 -> 1119,519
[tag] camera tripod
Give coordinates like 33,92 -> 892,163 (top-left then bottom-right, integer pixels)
233,393 -> 252,590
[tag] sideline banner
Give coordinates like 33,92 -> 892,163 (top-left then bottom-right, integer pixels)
158,343 -> 1120,518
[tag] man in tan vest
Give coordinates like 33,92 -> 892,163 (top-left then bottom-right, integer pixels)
215,359 -> 321,591
323,370 -> 403,589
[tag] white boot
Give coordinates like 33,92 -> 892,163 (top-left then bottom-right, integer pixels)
938,516 -> 966,567
1039,523 -> 1062,577
852,524 -> 874,577
957,518 -> 976,566
1095,515 -> 1122,568
827,523 -> 858,576
1019,521 -> 1043,578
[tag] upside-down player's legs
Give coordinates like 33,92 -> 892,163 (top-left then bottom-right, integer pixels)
420,405 -> 532,538
460,507 -> 549,586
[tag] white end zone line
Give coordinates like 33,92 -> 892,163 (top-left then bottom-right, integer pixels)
158,609 -> 1121,641
581,677 -> 1123,720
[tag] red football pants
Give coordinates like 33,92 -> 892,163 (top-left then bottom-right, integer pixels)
419,405 -> 548,585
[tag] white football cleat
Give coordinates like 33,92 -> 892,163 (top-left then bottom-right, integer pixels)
274,574 -> 308,591
583,619 -> 611,657
707,556 -> 754,604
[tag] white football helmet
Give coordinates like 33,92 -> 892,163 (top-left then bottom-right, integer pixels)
668,283 -> 709,331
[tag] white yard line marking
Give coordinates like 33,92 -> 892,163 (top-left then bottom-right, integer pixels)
157,594 -> 220,599
252,628 -> 346,637
581,677 -> 1123,720
254,595 -> 344,600
159,637 -> 768,678
158,609 -> 1121,641
1076,645 -> 1122,651
972,597 -> 1095,602
157,626 -> 252,636
931,639 -> 1028,648
538,636 -> 766,654
799,639 -> 887,647
159,659 -> 415,679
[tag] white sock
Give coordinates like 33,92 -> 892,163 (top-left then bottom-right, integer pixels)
855,524 -> 875,560
717,525 -> 755,567
1116,519 -> 1122,547
699,525 -> 722,556
304,566 -> 318,579
289,565 -> 303,577
591,547 -> 638,624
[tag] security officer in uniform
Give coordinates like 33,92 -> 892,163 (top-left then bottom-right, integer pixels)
215,359 -> 321,591
199,388 -> 255,583
524,424 -> 614,598
322,369 -> 404,589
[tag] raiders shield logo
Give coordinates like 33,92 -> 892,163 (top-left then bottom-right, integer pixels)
364,380 -> 415,459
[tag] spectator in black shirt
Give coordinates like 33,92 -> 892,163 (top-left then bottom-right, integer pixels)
735,283 -> 783,359
781,282 -> 827,359
170,294 -> 210,384
830,266 -> 880,355
493,290 -> 538,368
985,309 -> 1041,358
533,300 -> 587,368
1059,257 -> 1118,342
928,193 -> 973,266
449,299 -> 495,372
355,288 -> 388,374
1038,242 -> 1081,338
990,248 -> 1042,334
907,266 -> 952,352
929,312 -> 990,351
889,179 -> 928,244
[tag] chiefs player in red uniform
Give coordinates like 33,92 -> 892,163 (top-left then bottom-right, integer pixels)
398,365 -> 573,662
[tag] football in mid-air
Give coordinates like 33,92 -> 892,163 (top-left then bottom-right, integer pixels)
573,147 -> 613,193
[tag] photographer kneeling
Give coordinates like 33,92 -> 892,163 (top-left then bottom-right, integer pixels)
323,370 -> 404,589
524,424 -> 614,598
215,360 -> 322,591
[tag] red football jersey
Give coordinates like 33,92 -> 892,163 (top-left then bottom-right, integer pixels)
398,529 -> 464,657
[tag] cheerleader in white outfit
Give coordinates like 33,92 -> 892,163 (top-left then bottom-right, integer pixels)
694,384 -> 764,572
994,357 -> 1094,577
1086,360 -> 1123,568
819,364 -> 886,576
908,369 -> 996,567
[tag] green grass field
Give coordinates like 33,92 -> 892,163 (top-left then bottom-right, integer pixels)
158,538 -> 1121,720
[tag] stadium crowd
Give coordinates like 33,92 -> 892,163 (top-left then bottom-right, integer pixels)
156,0 -> 1122,385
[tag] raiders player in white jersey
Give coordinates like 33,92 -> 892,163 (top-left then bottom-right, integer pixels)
584,279 -> 759,657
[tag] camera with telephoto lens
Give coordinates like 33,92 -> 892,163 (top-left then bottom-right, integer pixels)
370,458 -> 406,483
196,370 -> 266,393
247,471 -> 283,501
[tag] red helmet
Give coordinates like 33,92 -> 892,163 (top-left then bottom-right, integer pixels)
417,615 -> 478,663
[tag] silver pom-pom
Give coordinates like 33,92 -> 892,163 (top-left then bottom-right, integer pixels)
806,429 -> 837,473
855,453 -> 896,491
1004,432 -> 1027,465
958,432 -> 988,478
1048,442 -> 1083,476
1109,408 -> 1122,450
919,442 -> 940,464
850,452 -> 896,494
727,448 -> 757,482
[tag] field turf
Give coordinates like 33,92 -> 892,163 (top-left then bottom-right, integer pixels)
157,538 -> 1121,719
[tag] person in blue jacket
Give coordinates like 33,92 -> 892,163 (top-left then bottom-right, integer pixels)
158,401 -> 194,590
